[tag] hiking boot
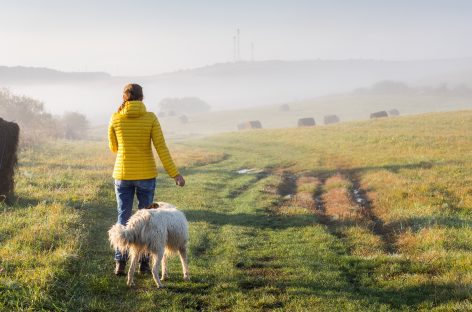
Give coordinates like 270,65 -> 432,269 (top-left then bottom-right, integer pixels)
139,260 -> 151,274
114,260 -> 126,276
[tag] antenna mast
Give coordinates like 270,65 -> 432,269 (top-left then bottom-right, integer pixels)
233,36 -> 237,62
237,28 -> 240,61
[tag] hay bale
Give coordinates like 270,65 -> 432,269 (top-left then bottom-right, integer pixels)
279,104 -> 290,112
0,117 -> 20,205
324,115 -> 340,125
370,111 -> 388,119
297,118 -> 315,127
388,109 -> 400,117
179,115 -> 188,124
237,120 -> 263,130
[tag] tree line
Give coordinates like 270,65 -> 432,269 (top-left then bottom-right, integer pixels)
0,89 -> 89,146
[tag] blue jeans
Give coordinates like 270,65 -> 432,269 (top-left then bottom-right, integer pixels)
114,178 -> 156,261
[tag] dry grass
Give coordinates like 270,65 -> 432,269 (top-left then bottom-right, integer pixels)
168,145 -> 227,168
2,110 -> 472,311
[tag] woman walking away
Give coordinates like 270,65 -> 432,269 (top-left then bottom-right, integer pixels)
108,83 -> 185,276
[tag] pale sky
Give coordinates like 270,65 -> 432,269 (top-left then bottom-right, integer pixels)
1,0 -> 471,76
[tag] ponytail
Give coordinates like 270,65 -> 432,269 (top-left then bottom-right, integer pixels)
117,101 -> 127,113
118,83 -> 144,112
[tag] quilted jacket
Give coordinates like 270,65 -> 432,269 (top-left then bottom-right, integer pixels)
108,101 -> 179,180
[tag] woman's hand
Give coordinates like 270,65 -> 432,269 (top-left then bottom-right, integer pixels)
174,174 -> 185,187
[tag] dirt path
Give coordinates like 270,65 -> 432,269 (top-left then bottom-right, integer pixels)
272,170 -> 397,255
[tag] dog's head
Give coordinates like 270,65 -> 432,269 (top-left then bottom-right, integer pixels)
145,202 -> 160,209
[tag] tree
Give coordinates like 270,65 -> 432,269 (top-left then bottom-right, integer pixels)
62,112 -> 89,140
370,81 -> 412,94
158,97 -> 211,115
0,88 -> 62,144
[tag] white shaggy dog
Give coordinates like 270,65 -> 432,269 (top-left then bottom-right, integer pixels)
108,202 -> 189,287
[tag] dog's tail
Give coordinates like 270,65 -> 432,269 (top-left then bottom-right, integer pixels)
108,223 -> 134,255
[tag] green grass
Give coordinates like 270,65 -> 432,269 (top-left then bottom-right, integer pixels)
1,110 -> 472,311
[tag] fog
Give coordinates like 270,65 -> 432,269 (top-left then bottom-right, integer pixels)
4,59 -> 472,126
2,1 -> 472,136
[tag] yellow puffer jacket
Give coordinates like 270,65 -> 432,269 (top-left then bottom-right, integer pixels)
108,101 -> 179,180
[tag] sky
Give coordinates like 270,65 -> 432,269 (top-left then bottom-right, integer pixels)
1,0 -> 471,76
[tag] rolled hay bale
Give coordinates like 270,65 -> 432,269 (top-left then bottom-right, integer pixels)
237,120 -> 263,130
370,111 -> 388,119
324,115 -> 340,125
388,109 -> 400,117
297,117 -> 316,127
179,115 -> 188,124
0,117 -> 20,205
279,104 -> 290,112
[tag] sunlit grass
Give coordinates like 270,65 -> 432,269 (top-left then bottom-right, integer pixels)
1,111 -> 472,310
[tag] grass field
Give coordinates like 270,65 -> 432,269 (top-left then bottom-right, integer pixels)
87,93 -> 472,138
153,93 -> 472,136
1,110 -> 472,311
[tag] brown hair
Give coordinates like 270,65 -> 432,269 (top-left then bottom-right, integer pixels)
118,83 -> 144,112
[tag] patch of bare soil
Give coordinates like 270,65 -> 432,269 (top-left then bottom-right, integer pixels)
272,169 -> 396,254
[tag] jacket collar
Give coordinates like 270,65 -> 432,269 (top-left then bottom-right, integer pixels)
120,101 -> 146,118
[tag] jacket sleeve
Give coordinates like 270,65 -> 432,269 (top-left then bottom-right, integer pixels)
108,116 -> 118,153
151,115 -> 180,178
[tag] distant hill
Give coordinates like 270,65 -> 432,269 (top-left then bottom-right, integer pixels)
3,58 -> 472,88
144,58 -> 472,91
141,58 -> 472,109
150,59 -> 472,82
3,59 -> 472,123
0,66 -> 111,84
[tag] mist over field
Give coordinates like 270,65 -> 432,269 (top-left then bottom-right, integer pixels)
3,58 -> 472,130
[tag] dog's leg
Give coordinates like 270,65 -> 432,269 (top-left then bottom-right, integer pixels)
127,250 -> 139,287
178,246 -> 190,281
161,251 -> 168,281
151,248 -> 164,288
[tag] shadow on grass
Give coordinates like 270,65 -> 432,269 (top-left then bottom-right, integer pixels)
338,256 -> 471,309
228,171 -> 270,199
277,171 -> 297,196
284,275 -> 470,309
268,255 -> 471,310
19,160 -> 110,171
41,181 -> 122,311
185,209 -> 318,230
387,215 -> 472,232
307,160 -> 461,177
5,196 -> 41,210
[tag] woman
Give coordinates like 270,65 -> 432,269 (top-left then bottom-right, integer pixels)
108,83 -> 185,275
